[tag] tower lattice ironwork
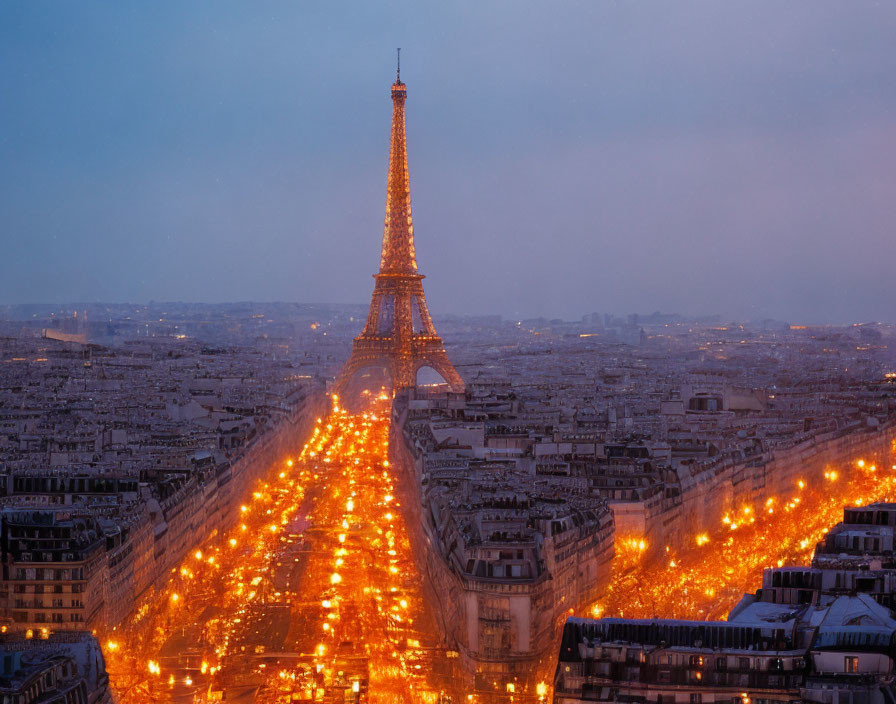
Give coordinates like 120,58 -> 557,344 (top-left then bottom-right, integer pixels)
335,59 -> 464,396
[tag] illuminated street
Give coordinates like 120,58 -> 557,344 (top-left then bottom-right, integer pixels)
590,459 -> 896,623
103,392 -> 455,703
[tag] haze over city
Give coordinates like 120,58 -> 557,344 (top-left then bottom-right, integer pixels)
2,2 -> 895,322
4,4 -> 896,703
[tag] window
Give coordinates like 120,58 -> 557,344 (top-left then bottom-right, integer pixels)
690,695 -> 703,704
716,657 -> 728,671
768,658 -> 783,671
689,655 -> 704,667
739,658 -> 750,670
845,656 -> 859,673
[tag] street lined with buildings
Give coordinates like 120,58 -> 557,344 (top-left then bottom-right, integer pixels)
557,500 -> 896,703
101,393 -> 457,703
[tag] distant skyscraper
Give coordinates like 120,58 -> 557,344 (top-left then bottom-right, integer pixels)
336,57 -> 464,396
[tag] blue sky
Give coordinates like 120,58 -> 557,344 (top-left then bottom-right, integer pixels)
1,2 -> 894,322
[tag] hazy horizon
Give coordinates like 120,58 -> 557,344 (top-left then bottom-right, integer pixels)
2,2 -> 895,323
2,299 -> 890,328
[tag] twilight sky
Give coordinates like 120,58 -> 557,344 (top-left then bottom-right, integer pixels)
1,2 -> 894,323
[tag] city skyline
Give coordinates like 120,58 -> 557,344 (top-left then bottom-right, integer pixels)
2,2 -> 895,324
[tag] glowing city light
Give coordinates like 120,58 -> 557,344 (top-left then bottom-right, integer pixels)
588,455 -> 896,626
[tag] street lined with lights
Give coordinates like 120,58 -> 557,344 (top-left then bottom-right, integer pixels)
104,393 -> 452,703
588,460 -> 896,623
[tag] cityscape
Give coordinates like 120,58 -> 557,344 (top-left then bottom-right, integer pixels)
2,4 -> 896,704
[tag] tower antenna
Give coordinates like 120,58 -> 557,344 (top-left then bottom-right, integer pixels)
397,47 -> 401,82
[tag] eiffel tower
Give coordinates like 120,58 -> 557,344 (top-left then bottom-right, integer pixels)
334,54 -> 464,397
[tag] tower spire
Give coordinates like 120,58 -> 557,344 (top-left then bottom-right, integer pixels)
397,47 -> 401,83
380,54 -> 416,275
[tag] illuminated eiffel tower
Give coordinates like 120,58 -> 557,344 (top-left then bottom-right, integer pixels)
335,53 -> 464,397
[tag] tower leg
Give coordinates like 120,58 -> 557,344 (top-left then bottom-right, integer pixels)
415,349 -> 465,393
